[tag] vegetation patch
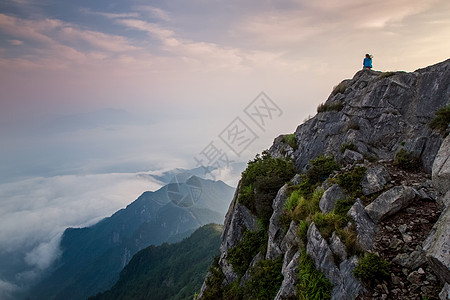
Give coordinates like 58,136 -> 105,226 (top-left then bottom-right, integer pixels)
332,81 -> 348,96
296,250 -> 332,300
306,155 -> 340,185
340,142 -> 358,153
336,224 -> 361,257
429,103 -> 450,134
378,71 -> 397,79
313,212 -> 347,240
282,133 -> 298,151
291,188 -> 323,222
333,198 -> 354,218
336,166 -> 366,197
353,252 -> 390,285
238,151 -> 295,227
394,148 -> 421,171
284,189 -> 301,211
200,256 -> 226,299
298,220 -> 309,245
281,155 -> 339,235
217,257 -> 284,300
227,229 -> 267,277
317,101 -> 344,113
241,257 -> 283,300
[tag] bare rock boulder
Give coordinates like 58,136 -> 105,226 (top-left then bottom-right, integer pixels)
365,186 -> 416,223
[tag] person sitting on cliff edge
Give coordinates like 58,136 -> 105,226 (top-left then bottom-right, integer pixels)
363,53 -> 373,69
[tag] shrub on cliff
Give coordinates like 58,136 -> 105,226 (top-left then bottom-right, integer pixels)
306,155 -> 339,184
336,166 -> 366,196
239,151 -> 295,226
282,133 -> 298,150
242,257 -> 283,300
353,252 -> 390,284
429,103 -> 450,134
394,148 -> 421,171
317,101 -> 344,113
227,229 -> 267,277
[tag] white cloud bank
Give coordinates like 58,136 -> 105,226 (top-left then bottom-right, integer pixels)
0,171 -> 164,296
0,172 -> 163,253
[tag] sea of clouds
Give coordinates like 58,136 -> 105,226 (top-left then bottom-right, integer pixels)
0,171 -> 163,299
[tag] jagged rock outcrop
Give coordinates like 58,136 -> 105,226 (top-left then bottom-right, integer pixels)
423,204 -> 450,283
274,251 -> 300,300
432,135 -> 450,204
273,60 -> 449,173
267,185 -> 290,259
220,185 -> 260,253
424,134 -> 450,294
361,165 -> 391,195
197,59 -> 450,300
320,184 -> 346,213
215,182 -> 263,284
307,223 -> 363,300
348,199 -> 375,251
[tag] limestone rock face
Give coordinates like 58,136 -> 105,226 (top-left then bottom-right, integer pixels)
267,185 -> 289,260
306,223 -> 341,285
424,134 -> 450,287
274,251 -> 300,300
365,186 -> 416,223
320,184 -> 346,213
330,232 -> 347,262
219,185 -> 260,283
342,149 -> 364,166
280,221 -> 302,267
307,223 -> 363,300
423,203 -> 450,284
270,60 -> 450,172
439,282 -> 450,300
348,199 -> 375,251
432,135 -> 450,198
361,165 -> 391,195
220,185 -> 259,253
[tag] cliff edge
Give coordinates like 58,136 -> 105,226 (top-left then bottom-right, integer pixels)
197,59 -> 450,300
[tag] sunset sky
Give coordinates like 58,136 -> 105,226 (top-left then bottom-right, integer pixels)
0,0 -> 449,297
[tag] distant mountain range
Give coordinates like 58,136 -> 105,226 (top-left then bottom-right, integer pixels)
28,173 -> 235,300
89,223 -> 223,300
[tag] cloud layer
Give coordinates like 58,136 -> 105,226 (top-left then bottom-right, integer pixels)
0,171 -> 163,295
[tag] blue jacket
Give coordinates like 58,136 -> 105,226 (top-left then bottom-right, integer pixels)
363,57 -> 372,68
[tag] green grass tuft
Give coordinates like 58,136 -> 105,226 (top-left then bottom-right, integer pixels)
317,101 -> 344,113
296,250 -> 332,300
313,212 -> 347,240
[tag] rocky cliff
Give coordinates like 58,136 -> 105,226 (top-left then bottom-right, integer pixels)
197,59 -> 450,300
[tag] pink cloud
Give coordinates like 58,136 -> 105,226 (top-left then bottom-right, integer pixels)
9,39 -> 23,46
